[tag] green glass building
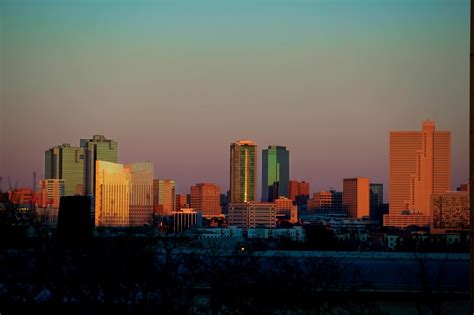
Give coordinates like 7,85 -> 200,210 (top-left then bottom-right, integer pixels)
45,144 -> 85,196
262,145 -> 289,202
80,135 -> 118,196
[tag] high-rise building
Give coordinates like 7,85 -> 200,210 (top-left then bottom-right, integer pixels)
175,194 -> 189,211
230,140 -> 257,203
288,180 -> 310,201
153,179 -> 176,216
95,160 -> 153,227
80,135 -> 118,196
128,162 -> 154,226
307,190 -> 343,214
262,146 -> 289,202
370,184 -> 383,220
343,178 -> 370,219
228,202 -> 276,231
172,208 -> 202,234
385,121 -> 450,227
432,191 -> 469,234
37,179 -> 65,209
190,183 -> 221,217
45,144 -> 85,196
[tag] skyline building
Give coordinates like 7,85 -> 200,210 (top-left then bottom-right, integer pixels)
370,183 -> 383,220
230,140 -> 257,203
288,180 -> 310,202
80,135 -> 118,197
432,191 -> 469,234
190,183 -> 221,217
343,178 -> 370,219
94,160 -> 153,227
153,179 -> 176,216
175,194 -> 189,211
262,145 -> 289,202
37,179 -> 65,209
228,202 -> 276,231
385,120 -> 451,227
307,190 -> 343,214
172,208 -> 202,234
45,144 -> 85,196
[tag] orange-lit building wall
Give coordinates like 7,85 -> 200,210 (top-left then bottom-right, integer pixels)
343,178 -> 370,219
190,183 -> 221,217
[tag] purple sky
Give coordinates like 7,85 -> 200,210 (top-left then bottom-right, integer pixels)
0,0 -> 469,201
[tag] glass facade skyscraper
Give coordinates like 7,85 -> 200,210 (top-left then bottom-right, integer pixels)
262,145 -> 289,202
230,140 -> 257,203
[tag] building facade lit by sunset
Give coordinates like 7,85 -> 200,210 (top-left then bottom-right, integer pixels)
153,179 -> 176,216
45,144 -> 85,196
37,179 -> 65,209
274,197 -> 298,223
80,135 -> 118,197
288,180 -> 310,202
175,194 -> 189,211
343,178 -> 370,219
230,140 -> 257,203
431,191 -> 469,234
95,160 -> 153,227
262,145 -> 289,202
384,121 -> 451,227
190,183 -> 221,217
307,190 -> 343,214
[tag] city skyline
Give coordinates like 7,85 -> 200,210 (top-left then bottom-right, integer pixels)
0,0 -> 469,200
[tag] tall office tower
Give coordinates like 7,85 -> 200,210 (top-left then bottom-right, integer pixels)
190,183 -> 221,217
95,160 -> 153,227
369,184 -> 383,219
95,161 -> 131,227
45,144 -> 85,196
385,121 -> 451,227
432,191 -> 469,234
127,162 -> 153,226
175,194 -> 189,211
262,146 -> 290,202
288,180 -> 310,201
343,178 -> 370,219
307,190 -> 343,214
37,179 -> 65,208
230,140 -> 257,203
228,202 -> 276,231
153,179 -> 176,216
80,135 -> 118,196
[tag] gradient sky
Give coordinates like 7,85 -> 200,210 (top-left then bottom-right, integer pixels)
0,0 -> 469,201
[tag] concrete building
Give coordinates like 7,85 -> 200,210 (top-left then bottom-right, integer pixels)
173,208 -> 202,234
385,121 -> 450,227
262,145 -> 289,202
307,190 -> 343,214
153,179 -> 176,216
343,178 -> 370,219
190,183 -> 221,217
175,194 -> 189,211
80,135 -> 118,196
37,179 -> 65,209
230,140 -> 257,203
432,191 -> 469,234
247,226 -> 305,242
383,213 -> 431,228
95,160 -> 153,227
289,180 -> 310,201
45,144 -> 85,196
274,196 -> 298,223
228,202 -> 276,230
